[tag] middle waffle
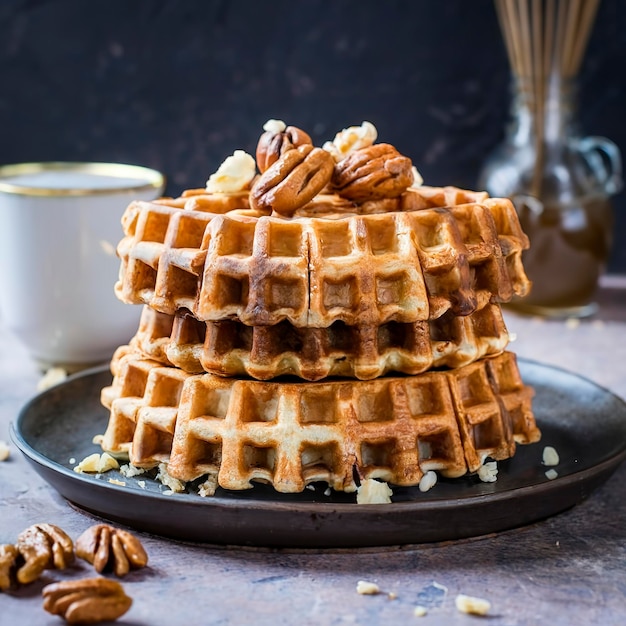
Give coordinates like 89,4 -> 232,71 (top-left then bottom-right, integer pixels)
130,302 -> 510,380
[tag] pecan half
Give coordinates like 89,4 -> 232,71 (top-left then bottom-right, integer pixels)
0,544 -> 18,591
16,523 -> 74,584
256,125 -> 312,172
43,578 -> 132,625
332,143 -> 413,201
76,525 -> 148,577
250,144 -> 334,217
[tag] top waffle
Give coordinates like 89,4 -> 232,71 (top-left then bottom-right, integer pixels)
116,191 -> 530,327
115,120 -> 530,326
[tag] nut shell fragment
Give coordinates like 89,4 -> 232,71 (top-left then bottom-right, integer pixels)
43,577 -> 132,625
76,524 -> 148,577
16,523 -> 74,584
250,143 -> 334,217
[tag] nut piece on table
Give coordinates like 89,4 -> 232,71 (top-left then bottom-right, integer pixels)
42,577 -> 132,625
0,544 -> 18,591
256,121 -> 312,173
16,523 -> 74,585
332,143 -> 414,201
76,525 -> 148,577
250,143 -> 335,217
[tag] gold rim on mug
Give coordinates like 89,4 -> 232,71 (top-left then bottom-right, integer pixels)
0,162 -> 165,197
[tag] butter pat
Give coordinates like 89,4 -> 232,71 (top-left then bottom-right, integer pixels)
478,461 -> 498,483
356,478 -> 393,504
74,452 -> 120,474
323,121 -> 378,161
455,594 -> 491,616
37,367 -> 67,392
263,119 -> 287,133
206,150 -> 256,193
410,166 -> 424,188
542,446 -> 560,466
356,580 -> 381,595
418,470 -> 437,492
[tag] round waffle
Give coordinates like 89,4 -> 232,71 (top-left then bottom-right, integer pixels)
115,187 -> 531,327
101,347 -> 539,494
130,302 -> 510,381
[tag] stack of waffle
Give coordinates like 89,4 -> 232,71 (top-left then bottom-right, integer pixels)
99,121 -> 540,495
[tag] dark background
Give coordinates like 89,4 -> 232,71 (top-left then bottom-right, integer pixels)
1,0 -> 624,271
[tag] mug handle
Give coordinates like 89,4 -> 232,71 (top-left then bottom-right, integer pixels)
577,135 -> 623,196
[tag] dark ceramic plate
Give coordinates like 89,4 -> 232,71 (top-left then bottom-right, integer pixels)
11,360 -> 626,548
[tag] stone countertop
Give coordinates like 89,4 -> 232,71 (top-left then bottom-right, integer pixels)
1,283 -> 625,626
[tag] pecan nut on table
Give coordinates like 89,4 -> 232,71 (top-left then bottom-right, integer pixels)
76,524 -> 149,577
14,523 -> 74,585
42,577 -> 133,625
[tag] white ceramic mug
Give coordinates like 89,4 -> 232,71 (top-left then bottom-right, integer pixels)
0,162 -> 165,370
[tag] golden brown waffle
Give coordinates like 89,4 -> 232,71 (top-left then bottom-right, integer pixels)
100,349 -> 539,493
115,190 -> 530,326
131,302 -> 510,380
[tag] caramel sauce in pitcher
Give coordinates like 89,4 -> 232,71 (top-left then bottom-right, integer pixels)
512,195 -> 613,312
479,77 -> 622,317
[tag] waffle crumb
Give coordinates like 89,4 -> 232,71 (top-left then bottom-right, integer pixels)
120,464 -> 146,478
545,469 -> 559,480
542,446 -> 560,466
156,463 -> 185,493
478,460 -> 498,483
74,452 -> 119,474
91,434 -> 104,446
37,367 -> 68,392
455,594 -> 491,616
108,478 -> 126,486
356,580 -> 381,595
413,606 -> 428,617
198,474 -> 218,497
418,470 -> 437,492
0,440 -> 10,461
356,479 -> 393,504
388,592 -> 398,600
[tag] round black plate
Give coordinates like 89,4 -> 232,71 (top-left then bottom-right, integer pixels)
11,360 -> 626,548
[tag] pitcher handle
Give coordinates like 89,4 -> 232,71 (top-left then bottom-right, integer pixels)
577,135 -> 623,196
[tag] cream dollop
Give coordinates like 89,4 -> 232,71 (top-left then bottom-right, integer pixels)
206,150 -> 256,193
323,121 -> 378,161
262,119 -> 287,133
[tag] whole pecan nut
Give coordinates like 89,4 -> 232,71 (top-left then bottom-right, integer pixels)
76,524 -> 148,577
256,124 -> 312,172
16,523 -> 74,584
332,143 -> 413,201
0,544 -> 18,591
250,143 -> 334,217
43,577 -> 132,625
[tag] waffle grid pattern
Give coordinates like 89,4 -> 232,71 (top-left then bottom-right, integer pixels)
131,302 -> 510,381
100,349 -> 539,493
115,191 -> 530,327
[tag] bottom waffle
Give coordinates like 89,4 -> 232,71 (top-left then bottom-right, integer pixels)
101,347 -> 540,494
